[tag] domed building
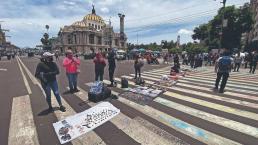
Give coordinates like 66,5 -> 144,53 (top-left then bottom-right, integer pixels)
53,6 -> 127,54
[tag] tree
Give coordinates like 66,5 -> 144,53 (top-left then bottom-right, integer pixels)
192,3 -> 253,52
41,33 -> 51,51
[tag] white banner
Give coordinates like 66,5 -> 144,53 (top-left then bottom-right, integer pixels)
53,102 -> 120,144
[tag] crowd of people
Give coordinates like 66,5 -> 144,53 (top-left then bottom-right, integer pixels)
34,48 -> 258,112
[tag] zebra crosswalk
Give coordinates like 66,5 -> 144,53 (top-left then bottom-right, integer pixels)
9,58 -> 258,145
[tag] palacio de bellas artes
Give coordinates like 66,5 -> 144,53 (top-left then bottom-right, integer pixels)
52,5 -> 127,54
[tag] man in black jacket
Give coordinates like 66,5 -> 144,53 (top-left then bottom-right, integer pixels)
107,48 -> 116,87
249,51 -> 258,74
35,52 -> 66,112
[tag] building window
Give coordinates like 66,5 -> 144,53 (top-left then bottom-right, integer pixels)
68,35 -> 72,44
95,25 -> 97,29
115,39 -> 119,46
89,34 -> 95,44
92,24 -> 94,27
74,35 -> 77,44
98,25 -> 100,30
98,36 -> 102,45
121,42 -> 124,47
89,23 -> 91,27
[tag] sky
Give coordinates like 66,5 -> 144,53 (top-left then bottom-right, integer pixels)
0,0 -> 250,48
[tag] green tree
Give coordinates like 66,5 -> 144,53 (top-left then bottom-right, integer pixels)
192,3 -> 253,51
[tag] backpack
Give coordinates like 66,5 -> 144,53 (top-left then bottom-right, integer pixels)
121,78 -> 129,88
135,77 -> 145,85
218,56 -> 232,72
88,82 -> 111,103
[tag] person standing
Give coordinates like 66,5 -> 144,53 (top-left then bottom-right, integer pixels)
233,53 -> 242,72
35,52 -> 66,112
63,50 -> 80,93
93,52 -> 106,81
214,50 -> 233,93
249,51 -> 258,74
134,56 -> 144,79
107,48 -> 116,87
189,54 -> 195,68
55,52 -> 59,61
174,54 -> 179,65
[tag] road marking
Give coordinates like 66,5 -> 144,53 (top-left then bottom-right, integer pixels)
72,86 -> 178,145
98,85 -> 241,145
178,80 -> 258,95
139,73 -> 258,100
154,97 -> 258,138
143,71 -> 258,89
18,58 -> 105,145
118,76 -> 258,121
109,79 -> 258,138
16,57 -> 32,94
184,74 -> 258,88
17,57 -> 38,85
8,95 -> 39,145
146,68 -> 258,80
190,71 -> 258,79
144,70 -> 258,87
0,68 -> 7,71
133,74 -> 258,110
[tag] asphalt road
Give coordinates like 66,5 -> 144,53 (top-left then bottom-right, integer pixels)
1,56 -> 258,145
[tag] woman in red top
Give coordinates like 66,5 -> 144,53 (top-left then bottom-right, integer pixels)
93,52 -> 106,81
63,50 -> 80,93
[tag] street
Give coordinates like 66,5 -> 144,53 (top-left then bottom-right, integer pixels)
0,56 -> 258,145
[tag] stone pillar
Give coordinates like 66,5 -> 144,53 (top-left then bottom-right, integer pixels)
118,13 -> 125,49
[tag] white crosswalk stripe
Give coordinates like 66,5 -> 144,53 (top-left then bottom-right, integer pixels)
10,58 -> 258,145
8,95 -> 39,145
99,84 -> 241,145
71,87 -> 181,145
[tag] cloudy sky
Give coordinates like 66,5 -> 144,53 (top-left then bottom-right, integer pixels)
0,0 -> 249,47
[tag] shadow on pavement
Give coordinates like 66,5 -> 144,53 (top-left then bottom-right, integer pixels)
37,107 -> 59,116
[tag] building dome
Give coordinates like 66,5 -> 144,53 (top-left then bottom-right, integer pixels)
84,14 -> 105,24
72,21 -> 87,27
83,5 -> 105,24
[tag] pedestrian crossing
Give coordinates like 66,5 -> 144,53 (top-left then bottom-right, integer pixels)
9,58 -> 258,145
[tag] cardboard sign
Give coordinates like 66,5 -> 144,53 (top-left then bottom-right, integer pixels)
53,102 -> 120,144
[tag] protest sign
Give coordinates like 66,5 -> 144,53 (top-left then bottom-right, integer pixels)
53,102 -> 120,144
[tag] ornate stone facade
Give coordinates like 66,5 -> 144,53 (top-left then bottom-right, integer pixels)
0,25 -> 6,48
54,6 -> 127,53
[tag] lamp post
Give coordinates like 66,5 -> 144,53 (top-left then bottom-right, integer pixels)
218,0 -> 227,54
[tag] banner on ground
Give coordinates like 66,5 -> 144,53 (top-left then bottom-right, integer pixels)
53,102 -> 120,144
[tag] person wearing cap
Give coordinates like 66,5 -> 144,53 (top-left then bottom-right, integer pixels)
107,48 -> 116,87
93,52 -> 106,81
35,52 -> 66,112
63,50 -> 81,93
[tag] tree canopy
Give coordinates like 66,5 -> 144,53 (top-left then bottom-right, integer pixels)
192,3 -> 253,52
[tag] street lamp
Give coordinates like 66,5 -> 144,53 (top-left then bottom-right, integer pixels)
219,0 -> 227,53
215,0 -> 227,53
